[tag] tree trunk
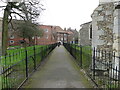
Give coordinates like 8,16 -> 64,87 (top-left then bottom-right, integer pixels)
2,8 -> 9,55
28,37 -> 33,46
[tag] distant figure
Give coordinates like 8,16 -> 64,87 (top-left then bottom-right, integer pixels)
58,42 -> 61,47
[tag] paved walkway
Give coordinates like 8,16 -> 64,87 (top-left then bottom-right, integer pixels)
22,45 -> 91,88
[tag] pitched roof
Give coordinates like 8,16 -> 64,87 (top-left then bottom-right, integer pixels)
80,21 -> 92,27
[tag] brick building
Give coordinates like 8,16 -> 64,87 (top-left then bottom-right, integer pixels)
36,25 -> 57,45
8,20 -> 30,46
37,25 -> 75,45
54,26 -> 74,44
6,19 -> 76,46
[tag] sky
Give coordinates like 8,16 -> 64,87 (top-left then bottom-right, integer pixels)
39,0 -> 99,30
0,0 -> 99,31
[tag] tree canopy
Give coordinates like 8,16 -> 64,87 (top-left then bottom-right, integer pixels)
17,21 -> 43,45
1,0 -> 44,55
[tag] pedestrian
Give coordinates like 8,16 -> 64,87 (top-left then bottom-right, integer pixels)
58,42 -> 61,47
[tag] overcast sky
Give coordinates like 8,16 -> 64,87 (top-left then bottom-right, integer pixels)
0,0 -> 99,31
39,0 -> 99,30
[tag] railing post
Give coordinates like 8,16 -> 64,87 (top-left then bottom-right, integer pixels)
45,45 -> 47,56
33,46 -> 36,70
25,49 -> 28,78
75,45 -> 76,59
42,47 -> 44,60
40,47 -> 42,61
93,47 -> 95,80
118,56 -> 120,88
70,44 -> 71,54
80,45 -> 82,68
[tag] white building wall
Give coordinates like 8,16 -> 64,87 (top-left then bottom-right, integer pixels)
92,10 -> 105,49
113,9 -> 120,69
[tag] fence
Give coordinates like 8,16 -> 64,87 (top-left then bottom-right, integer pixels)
92,48 -> 120,89
63,43 -> 92,69
0,43 -> 57,89
63,43 -> 120,89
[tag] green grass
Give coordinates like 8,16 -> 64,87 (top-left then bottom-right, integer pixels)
69,44 -> 92,69
1,45 -> 46,65
0,45 -> 50,89
82,46 -> 92,69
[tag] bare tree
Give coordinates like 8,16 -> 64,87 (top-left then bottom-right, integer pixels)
0,0 -> 44,55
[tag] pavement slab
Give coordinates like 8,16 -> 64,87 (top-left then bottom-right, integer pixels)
22,45 -> 90,88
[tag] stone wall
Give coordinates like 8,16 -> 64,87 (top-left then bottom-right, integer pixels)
92,2 -> 114,51
99,0 -> 120,4
92,1 -> 120,70
79,22 -> 92,46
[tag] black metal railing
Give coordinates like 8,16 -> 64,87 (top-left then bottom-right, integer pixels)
92,48 -> 120,89
63,43 -> 120,89
0,43 -> 57,89
63,43 -> 92,69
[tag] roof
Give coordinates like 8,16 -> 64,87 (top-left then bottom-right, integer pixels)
80,21 -> 92,27
57,30 -> 66,33
39,25 -> 74,35
67,31 -> 73,34
39,25 -> 53,27
54,26 -> 64,31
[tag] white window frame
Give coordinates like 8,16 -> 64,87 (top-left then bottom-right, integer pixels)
32,37 -> 35,39
10,35 -> 14,39
37,37 -> 40,39
58,37 -> 60,41
45,29 -> 48,32
10,40 -> 14,44
46,36 -> 49,39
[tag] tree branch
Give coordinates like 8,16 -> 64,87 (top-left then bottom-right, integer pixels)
8,13 -> 12,23
11,11 -> 26,21
10,21 -> 16,31
29,1 -> 39,6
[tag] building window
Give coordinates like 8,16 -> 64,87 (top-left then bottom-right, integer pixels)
64,37 -> 66,40
9,40 -> 14,44
73,37 -> 75,40
32,37 -> 35,39
61,38 -> 63,41
45,29 -> 48,32
58,37 -> 60,41
64,34 -> 67,36
46,36 -> 49,39
37,37 -> 40,39
89,25 -> 92,39
10,35 -> 14,39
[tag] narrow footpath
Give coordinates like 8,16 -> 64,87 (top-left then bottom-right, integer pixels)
22,45 -> 92,88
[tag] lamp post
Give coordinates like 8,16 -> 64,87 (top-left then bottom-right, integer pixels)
63,33 -> 64,43
73,37 -> 75,44
67,34 -> 68,43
